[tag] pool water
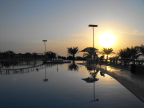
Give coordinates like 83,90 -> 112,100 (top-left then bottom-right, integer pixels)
0,63 -> 144,108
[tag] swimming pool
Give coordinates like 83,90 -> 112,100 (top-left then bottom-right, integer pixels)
0,62 -> 144,108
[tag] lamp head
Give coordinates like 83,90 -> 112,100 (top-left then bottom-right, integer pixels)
89,25 -> 98,27
43,40 -> 47,42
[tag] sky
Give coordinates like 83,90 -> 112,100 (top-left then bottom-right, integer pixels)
0,0 -> 144,56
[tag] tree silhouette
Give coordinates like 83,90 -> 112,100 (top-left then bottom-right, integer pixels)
24,52 -> 31,59
118,46 -> 141,65
102,48 -> 114,60
81,47 -> 98,60
118,46 -> 140,59
68,61 -> 79,71
139,44 -> 144,55
32,52 -> 38,59
45,51 -> 56,60
2,51 -> 16,59
67,47 -> 79,60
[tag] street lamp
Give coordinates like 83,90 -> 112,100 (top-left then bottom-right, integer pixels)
89,24 -> 98,61
88,24 -> 98,48
42,40 -> 47,54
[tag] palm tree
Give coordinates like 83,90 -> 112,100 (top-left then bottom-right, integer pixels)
81,47 -> 98,61
83,51 -> 93,59
102,48 -> 114,60
128,46 -> 141,58
67,47 -> 79,60
118,46 -> 140,59
81,47 -> 98,52
118,49 -> 130,59
139,44 -> 144,55
118,46 -> 141,65
118,48 -> 131,65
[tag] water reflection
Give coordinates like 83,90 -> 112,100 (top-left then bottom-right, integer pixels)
0,62 -> 60,75
0,64 -> 44,75
83,65 -> 99,82
90,82 -> 99,102
68,61 -> 79,71
0,63 -> 144,107
43,65 -> 48,82
36,68 -> 39,71
82,66 -> 99,102
100,71 -> 105,77
57,64 -> 58,72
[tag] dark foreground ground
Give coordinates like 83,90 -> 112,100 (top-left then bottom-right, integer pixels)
79,63 -> 144,103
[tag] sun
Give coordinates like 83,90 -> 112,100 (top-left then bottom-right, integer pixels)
98,32 -> 115,47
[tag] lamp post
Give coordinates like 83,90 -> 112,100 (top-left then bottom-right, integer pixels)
88,24 -> 98,48
42,40 -> 47,54
89,24 -> 98,61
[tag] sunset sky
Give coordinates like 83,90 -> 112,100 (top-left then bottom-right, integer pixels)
0,0 -> 144,56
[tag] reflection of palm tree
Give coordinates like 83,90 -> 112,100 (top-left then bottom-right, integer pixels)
100,71 -> 105,77
68,61 -> 79,71
86,66 -> 93,72
43,65 -> 48,82
82,68 -> 99,83
82,67 -> 99,102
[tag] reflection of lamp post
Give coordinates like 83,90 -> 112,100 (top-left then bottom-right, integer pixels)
88,25 -> 98,48
57,64 -> 58,72
90,82 -> 99,102
42,40 -> 47,54
43,65 -> 48,82
82,68 -> 99,102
